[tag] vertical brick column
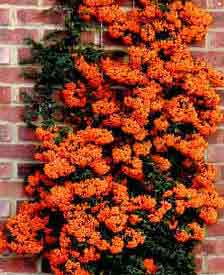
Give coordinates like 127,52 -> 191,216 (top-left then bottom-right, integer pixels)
0,0 -> 54,273
204,0 -> 224,274
0,0 -> 223,274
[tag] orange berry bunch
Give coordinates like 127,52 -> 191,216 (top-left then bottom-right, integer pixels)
1,0 -> 224,274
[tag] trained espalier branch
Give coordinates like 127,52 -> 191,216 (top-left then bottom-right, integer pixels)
1,0 -> 224,274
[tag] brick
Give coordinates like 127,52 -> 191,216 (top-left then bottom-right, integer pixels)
208,32 -> 224,48
0,257 -> 37,272
0,163 -> 12,178
0,9 -> 10,26
204,240 -> 224,254
0,29 -> 38,45
0,200 -> 10,218
18,126 -> 37,141
193,243 -> 203,255
210,12 -> 224,29
0,48 -> 10,65
193,0 -> 207,7
17,163 -> 40,178
42,0 -> 56,4
207,0 -> 224,8
208,221 -> 224,236
0,106 -> 24,123
192,51 -> 224,68
0,181 -> 25,198
44,0 -> 134,6
215,164 -> 224,181
0,124 -> 12,142
195,257 -> 202,273
217,89 -> 224,105
80,31 -> 95,44
208,257 -> 224,273
17,9 -> 63,26
18,47 -> 32,64
0,67 -> 33,84
0,144 -> 35,160
0,0 -> 38,4
208,146 -> 224,162
208,129 -> 224,144
0,87 -> 11,104
215,182 -> 224,196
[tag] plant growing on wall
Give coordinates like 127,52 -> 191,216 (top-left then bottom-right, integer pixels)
1,0 -> 224,274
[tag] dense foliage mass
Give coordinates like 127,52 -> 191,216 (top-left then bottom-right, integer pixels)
1,0 -> 224,274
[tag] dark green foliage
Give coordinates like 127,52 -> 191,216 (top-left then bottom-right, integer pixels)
155,31 -> 171,40
158,3 -> 170,12
70,168 -> 93,181
75,44 -> 104,63
83,220 -> 196,275
21,0 -> 104,128
167,123 -> 196,137
142,156 -> 175,198
163,85 -> 184,99
54,126 -> 72,144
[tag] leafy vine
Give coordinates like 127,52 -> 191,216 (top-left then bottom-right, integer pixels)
1,0 -> 224,274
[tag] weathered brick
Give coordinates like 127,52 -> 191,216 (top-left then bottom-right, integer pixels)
208,146 -> 224,162
192,51 -> 224,68
0,48 -> 10,64
207,0 -> 224,8
0,144 -> 35,160
217,89 -> 224,105
208,32 -> 224,48
193,0 -> 207,7
80,31 -> 95,44
208,257 -> 224,273
0,87 -> 11,104
193,243 -> 203,256
17,9 -> 63,25
42,0 -> 57,5
0,200 -> 11,218
210,12 -> 224,29
208,221 -> 224,236
0,29 -> 38,45
18,126 -> 37,141
0,257 -> 37,272
215,183 -> 224,196
0,181 -> 25,198
0,67 -> 33,84
0,9 -> 10,26
214,164 -> 224,181
0,0 -> 37,4
0,163 -> 12,179
204,240 -> 224,254
0,124 -> 12,142
208,129 -> 224,144
195,257 -> 202,273
17,47 -> 32,64
0,106 -> 24,123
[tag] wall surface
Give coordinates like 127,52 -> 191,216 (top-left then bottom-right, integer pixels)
0,0 -> 224,274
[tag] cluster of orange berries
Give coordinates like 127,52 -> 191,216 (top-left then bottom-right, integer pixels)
79,0 -> 212,45
1,0 -> 224,274
34,127 -> 113,179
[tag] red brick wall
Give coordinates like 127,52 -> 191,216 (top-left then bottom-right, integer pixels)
0,0 -> 223,274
